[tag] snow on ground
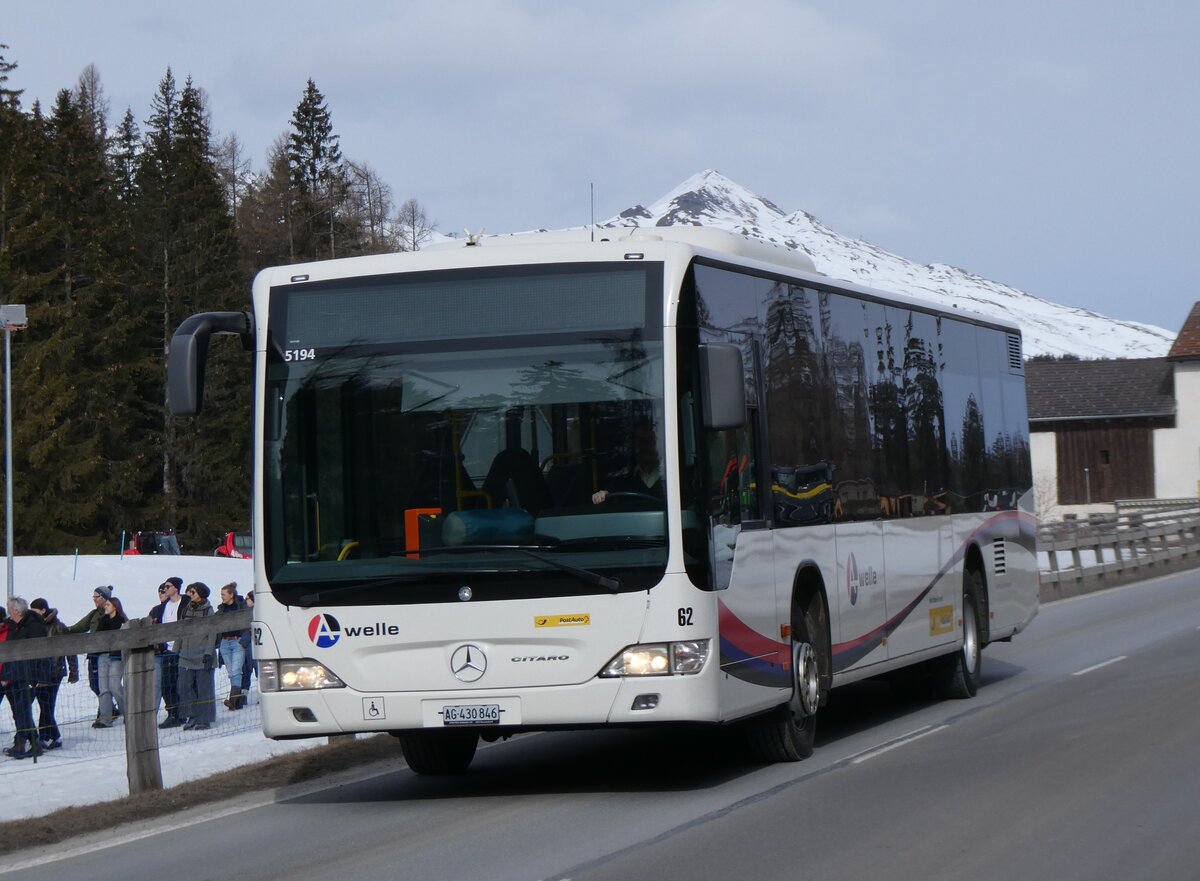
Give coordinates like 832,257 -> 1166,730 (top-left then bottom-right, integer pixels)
0,555 -> 324,823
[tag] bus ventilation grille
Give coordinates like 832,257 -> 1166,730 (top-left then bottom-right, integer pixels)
993,537 -> 1007,575
1006,334 -> 1024,374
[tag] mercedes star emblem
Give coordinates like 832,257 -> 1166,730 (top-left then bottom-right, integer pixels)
450,644 -> 487,683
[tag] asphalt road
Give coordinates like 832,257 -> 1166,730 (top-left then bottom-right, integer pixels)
7,568 -> 1199,881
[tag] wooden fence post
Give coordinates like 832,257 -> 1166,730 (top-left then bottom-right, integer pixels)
124,619 -> 163,794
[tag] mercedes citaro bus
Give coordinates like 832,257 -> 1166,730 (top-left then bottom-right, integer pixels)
168,226 -> 1037,774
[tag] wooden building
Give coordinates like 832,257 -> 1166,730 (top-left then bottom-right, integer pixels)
1026,302 -> 1200,515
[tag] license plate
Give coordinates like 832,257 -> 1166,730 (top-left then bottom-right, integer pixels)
441,703 -> 501,726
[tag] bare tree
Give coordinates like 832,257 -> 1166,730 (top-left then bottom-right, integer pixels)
395,197 -> 435,252
215,132 -> 252,229
74,63 -> 110,139
345,160 -> 396,253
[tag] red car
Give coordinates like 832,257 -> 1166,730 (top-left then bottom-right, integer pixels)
214,531 -> 253,559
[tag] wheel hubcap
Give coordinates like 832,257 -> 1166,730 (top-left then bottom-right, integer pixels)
793,642 -> 820,717
962,598 -> 978,675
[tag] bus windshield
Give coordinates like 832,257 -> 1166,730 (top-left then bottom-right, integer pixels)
262,262 -> 668,605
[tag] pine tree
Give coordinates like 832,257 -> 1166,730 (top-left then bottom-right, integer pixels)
4,87 -> 143,551
111,108 -> 140,210
286,79 -> 358,260
135,71 -> 249,548
0,45 -> 22,110
236,136 -> 296,276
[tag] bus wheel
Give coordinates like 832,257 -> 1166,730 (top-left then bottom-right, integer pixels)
936,568 -> 983,699
746,608 -> 819,762
397,730 -> 479,774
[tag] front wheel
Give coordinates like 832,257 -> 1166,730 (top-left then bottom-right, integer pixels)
396,730 -> 479,775
935,568 -> 983,699
745,608 -> 821,762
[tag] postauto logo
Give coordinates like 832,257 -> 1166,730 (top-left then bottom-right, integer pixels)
308,614 -> 342,648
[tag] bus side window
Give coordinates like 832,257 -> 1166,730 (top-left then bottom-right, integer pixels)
710,420 -> 759,525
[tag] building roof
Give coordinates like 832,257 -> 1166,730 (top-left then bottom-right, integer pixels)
1167,301 -> 1200,360
1024,357 -> 1175,422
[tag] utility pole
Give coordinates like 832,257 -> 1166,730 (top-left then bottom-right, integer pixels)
0,303 -> 28,601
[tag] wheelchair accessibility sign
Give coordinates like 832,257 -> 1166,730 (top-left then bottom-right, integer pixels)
362,697 -> 386,721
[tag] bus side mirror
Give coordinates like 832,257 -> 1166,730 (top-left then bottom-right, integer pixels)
167,311 -> 255,416
698,343 -> 746,430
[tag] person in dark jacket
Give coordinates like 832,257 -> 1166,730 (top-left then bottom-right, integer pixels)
216,583 -> 250,710
177,583 -> 216,730
93,596 -> 128,728
0,616 -> 9,718
591,417 -> 665,505
28,598 -> 78,749
240,591 -> 256,693
2,597 -> 52,759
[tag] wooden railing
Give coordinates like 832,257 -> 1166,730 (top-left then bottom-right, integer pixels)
1038,504 -> 1200,598
0,609 -> 252,793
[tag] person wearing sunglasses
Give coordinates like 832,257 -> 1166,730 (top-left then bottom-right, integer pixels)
149,577 -> 186,728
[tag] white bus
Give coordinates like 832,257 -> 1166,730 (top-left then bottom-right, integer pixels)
169,226 -> 1038,773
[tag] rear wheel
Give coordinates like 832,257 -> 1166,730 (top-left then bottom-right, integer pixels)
396,729 -> 479,774
745,605 -> 821,762
936,567 -> 983,699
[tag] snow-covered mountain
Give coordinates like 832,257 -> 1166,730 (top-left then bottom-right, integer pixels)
599,170 -> 1174,359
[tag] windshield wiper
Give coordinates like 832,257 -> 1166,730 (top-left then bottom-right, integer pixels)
555,536 -> 666,550
407,544 -> 621,592
295,574 -> 420,607
512,548 -> 621,593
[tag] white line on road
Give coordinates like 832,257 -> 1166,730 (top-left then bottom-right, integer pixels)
1072,656 -> 1128,677
848,725 -> 949,765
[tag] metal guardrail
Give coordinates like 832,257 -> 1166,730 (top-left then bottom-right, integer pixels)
1038,505 -> 1200,597
1114,497 -> 1200,514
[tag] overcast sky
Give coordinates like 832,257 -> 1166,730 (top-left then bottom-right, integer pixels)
6,1 -> 1197,333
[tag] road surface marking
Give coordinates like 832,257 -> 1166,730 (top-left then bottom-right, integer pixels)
849,725 -> 949,765
1072,655 -> 1128,676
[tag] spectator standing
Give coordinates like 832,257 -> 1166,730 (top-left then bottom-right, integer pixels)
149,576 -> 186,728
241,590 -> 256,694
177,583 -> 216,730
0,613 -> 8,718
2,597 -> 51,759
68,586 -> 114,709
216,583 -> 249,710
93,596 -> 128,728
28,598 -> 78,750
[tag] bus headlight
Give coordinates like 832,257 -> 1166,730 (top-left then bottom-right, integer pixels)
259,659 -> 346,692
599,640 -> 710,677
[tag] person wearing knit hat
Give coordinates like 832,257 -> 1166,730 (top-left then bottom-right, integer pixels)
27,597 -> 77,749
177,583 -> 216,730
68,586 -> 116,705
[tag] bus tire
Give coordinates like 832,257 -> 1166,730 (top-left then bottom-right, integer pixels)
397,730 -> 479,774
745,605 -> 820,762
936,567 -> 984,699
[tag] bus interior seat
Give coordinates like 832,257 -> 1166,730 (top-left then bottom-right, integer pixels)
482,448 -> 553,516
546,461 -> 591,508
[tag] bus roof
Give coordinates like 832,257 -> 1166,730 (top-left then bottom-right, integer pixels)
259,226 -> 1020,337
426,226 -> 818,275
